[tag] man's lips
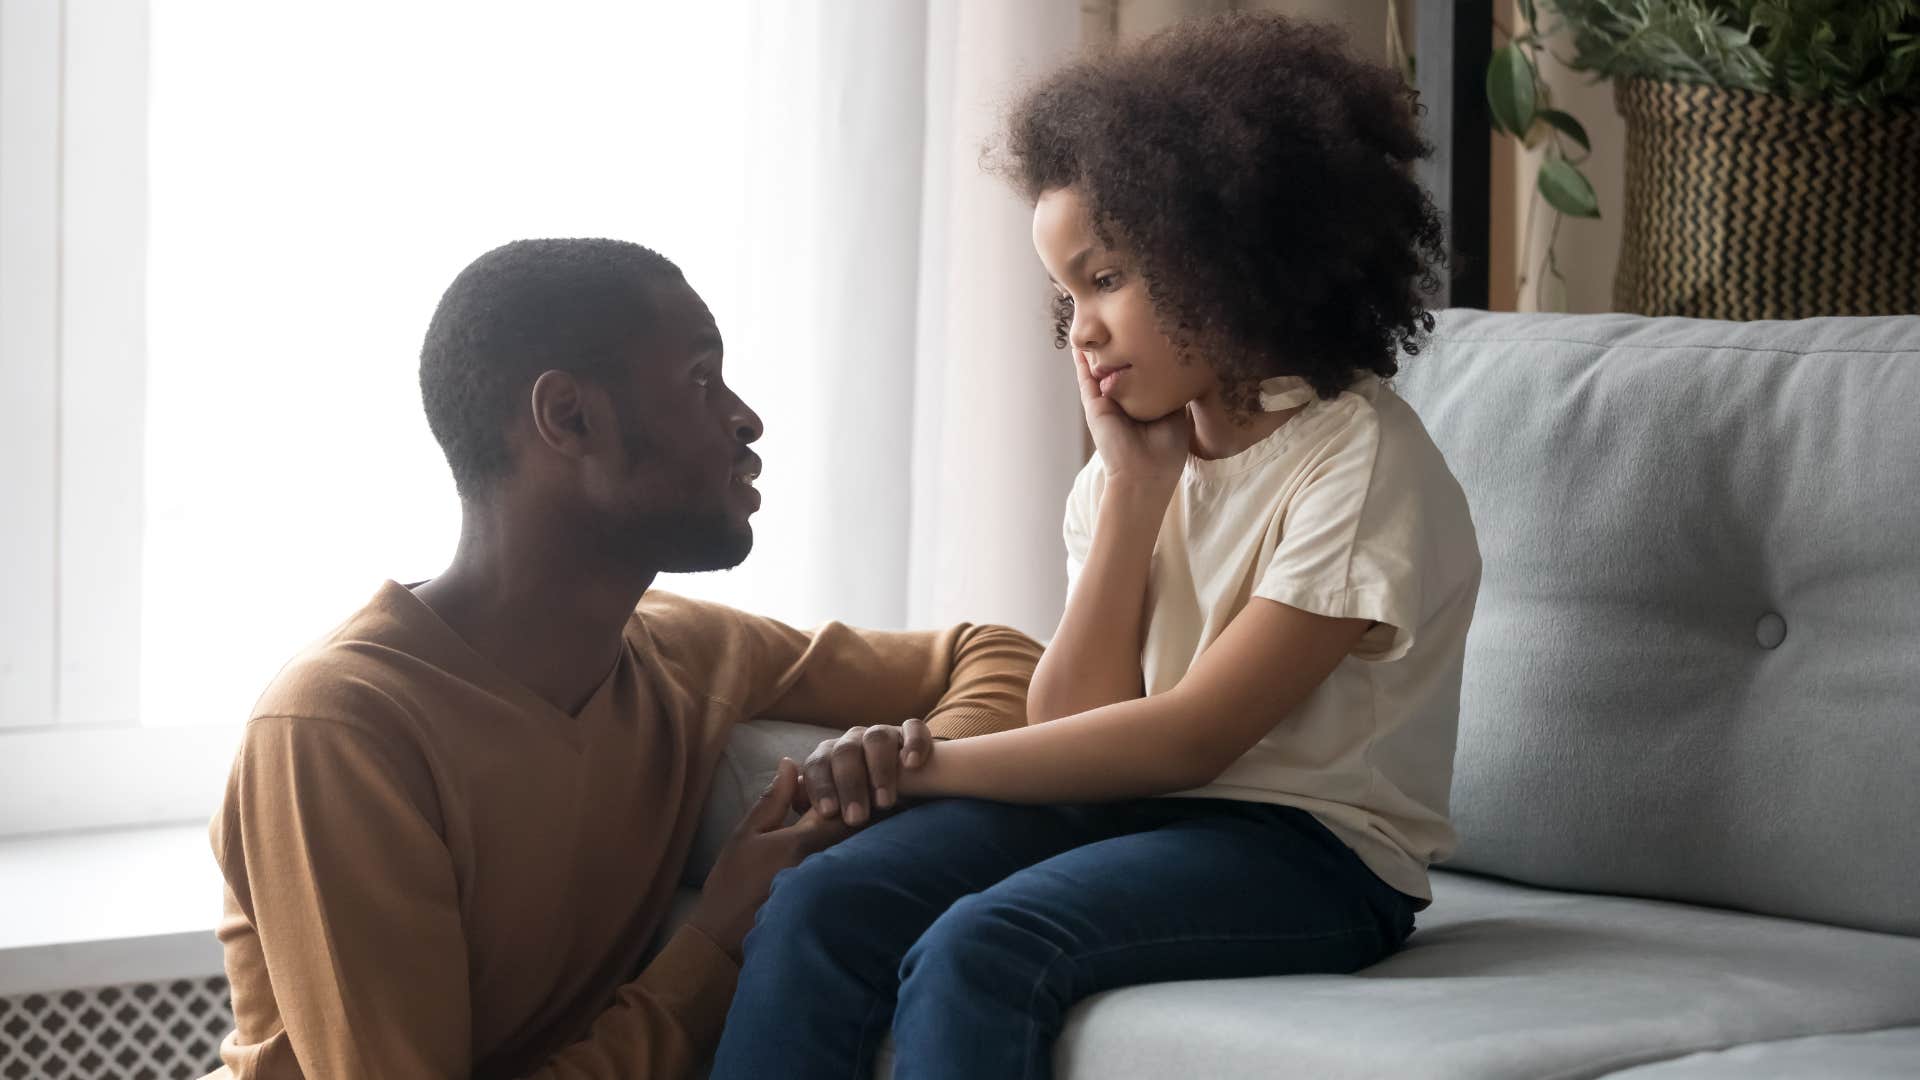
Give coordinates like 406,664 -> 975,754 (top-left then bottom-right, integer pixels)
731,455 -> 762,508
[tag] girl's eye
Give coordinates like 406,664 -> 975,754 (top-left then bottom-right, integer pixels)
1093,272 -> 1122,292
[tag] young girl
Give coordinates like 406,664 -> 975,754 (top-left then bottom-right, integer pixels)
710,13 -> 1478,1078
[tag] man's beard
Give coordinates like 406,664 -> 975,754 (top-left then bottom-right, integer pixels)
609,412 -> 753,573
597,502 -> 751,575
652,507 -> 752,573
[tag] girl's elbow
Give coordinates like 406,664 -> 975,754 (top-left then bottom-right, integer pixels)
1023,677 -> 1086,725
1024,692 -> 1064,726
1165,729 -> 1243,790
1166,753 -> 1227,793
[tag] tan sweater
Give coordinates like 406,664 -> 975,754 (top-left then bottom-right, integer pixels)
207,581 -> 1039,1079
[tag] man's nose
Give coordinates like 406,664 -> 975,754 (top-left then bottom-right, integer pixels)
731,396 -> 764,444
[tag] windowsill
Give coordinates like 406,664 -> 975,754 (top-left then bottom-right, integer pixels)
0,823 -> 225,996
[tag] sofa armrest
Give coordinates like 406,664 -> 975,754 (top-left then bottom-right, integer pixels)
683,719 -> 836,887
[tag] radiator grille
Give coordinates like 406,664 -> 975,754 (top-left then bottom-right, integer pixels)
0,976 -> 230,1080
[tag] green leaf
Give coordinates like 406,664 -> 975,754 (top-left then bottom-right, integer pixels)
1537,108 -> 1592,151
1487,44 -> 1538,136
1539,158 -> 1601,219
1555,0 -> 1919,104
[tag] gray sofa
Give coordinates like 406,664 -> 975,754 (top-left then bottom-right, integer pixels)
677,310 -> 1920,1078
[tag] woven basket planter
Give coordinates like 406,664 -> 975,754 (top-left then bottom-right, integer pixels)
1613,78 -> 1920,319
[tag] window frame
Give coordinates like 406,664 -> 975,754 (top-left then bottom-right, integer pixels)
0,0 -> 208,841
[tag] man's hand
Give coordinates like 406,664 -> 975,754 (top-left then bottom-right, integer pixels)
688,758 -> 848,962
801,719 -> 933,826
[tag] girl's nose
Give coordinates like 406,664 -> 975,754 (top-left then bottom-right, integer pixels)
1073,311 -> 1107,350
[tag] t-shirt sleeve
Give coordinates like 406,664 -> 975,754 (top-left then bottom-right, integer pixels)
1253,411 -> 1423,663
1062,454 -> 1105,595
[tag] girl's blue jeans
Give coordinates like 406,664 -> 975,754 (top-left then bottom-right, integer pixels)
707,796 -> 1419,1080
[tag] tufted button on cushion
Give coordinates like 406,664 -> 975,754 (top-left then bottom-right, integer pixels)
1394,310 -> 1920,937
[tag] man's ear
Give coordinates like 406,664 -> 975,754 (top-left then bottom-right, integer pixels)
528,370 -> 601,460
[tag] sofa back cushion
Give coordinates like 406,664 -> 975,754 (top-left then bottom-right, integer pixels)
1395,311 -> 1920,936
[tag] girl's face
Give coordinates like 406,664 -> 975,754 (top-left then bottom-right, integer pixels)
1032,186 -> 1215,422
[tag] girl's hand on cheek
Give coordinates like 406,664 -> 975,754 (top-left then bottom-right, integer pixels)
1074,350 -> 1190,494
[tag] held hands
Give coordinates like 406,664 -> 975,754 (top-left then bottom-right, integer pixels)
801,719 -> 934,827
1073,349 -> 1191,494
689,758 -> 849,961
686,724 -> 937,962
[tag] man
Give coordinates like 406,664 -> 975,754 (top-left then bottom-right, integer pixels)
207,239 -> 1040,1078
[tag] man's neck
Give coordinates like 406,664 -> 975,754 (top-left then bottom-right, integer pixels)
412,503 -> 655,717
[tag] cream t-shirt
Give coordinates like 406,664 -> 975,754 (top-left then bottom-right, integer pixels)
1064,374 -> 1481,902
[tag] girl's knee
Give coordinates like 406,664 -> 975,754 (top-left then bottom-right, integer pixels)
756,852 -> 880,937
901,893 -> 1063,987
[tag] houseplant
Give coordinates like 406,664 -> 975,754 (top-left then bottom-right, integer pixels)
1489,0 -> 1920,317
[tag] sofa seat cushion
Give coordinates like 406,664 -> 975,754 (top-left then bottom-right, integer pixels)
1602,1027 -> 1920,1078
678,721 -> 1920,1077
681,869 -> 1920,1080
988,871 -> 1920,1080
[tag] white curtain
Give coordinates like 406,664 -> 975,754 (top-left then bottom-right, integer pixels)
664,0 -> 1086,638
907,0 -> 1086,636
718,0 -> 1085,637
141,1 -> 1084,729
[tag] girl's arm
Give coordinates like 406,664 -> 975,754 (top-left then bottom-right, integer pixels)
1026,350 -> 1191,725
1024,478 -> 1164,723
904,597 -> 1373,803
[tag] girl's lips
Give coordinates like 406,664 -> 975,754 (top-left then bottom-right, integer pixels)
1091,363 -> 1131,396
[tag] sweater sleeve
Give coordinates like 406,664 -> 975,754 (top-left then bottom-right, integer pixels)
651,597 -> 1042,740
212,715 -> 738,1080
520,923 -> 739,1079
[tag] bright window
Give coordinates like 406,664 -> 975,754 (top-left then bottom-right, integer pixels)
7,0 -> 1079,839
141,2 -> 784,728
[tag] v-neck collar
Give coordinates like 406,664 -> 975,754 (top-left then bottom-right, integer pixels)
373,581 -> 637,737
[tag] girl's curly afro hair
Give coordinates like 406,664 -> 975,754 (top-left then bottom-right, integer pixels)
993,12 -> 1447,409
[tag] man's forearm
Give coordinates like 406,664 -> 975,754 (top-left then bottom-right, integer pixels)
522,923 -> 739,1079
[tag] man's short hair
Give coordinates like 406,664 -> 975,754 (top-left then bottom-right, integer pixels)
419,238 -> 682,499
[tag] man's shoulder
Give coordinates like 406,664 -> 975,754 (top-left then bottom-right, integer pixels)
247,599 -> 430,738
630,590 -> 812,703
632,589 -> 783,651
634,588 -> 734,623
232,637 -> 445,827
245,654 -> 417,769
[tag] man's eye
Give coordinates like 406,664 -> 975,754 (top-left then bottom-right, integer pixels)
692,371 -> 712,389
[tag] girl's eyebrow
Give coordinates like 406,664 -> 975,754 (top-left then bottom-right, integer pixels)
1047,247 -> 1105,289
